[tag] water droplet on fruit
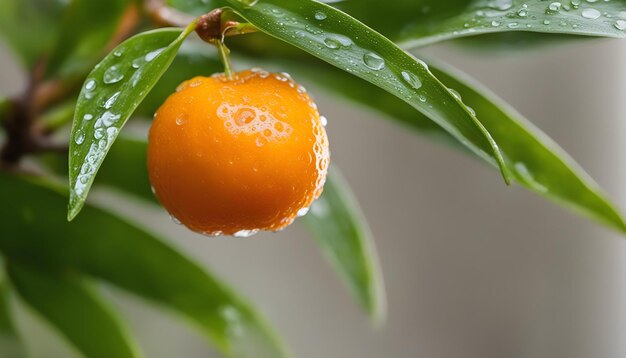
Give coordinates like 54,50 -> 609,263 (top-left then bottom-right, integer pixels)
175,113 -> 187,125
320,115 -> 328,127
233,229 -> 259,237
297,207 -> 310,217
169,214 -> 182,225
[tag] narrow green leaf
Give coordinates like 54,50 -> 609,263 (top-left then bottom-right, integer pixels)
0,173 -> 287,358
68,27 -> 193,221
0,280 -> 13,335
135,46 -> 224,118
303,167 -> 385,322
220,0 -> 510,183
53,133 -> 387,323
0,278 -> 25,358
7,263 -> 141,358
0,0 -> 66,67
397,0 -> 626,49
45,0 -> 130,78
429,62 -> 626,232
282,58 -> 625,233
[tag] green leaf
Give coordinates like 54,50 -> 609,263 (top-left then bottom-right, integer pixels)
0,0 -> 66,67
220,0 -> 510,183
303,167 -> 385,322
7,263 -> 141,358
68,27 -> 193,221
281,57 -> 625,233
0,279 -> 14,335
45,0 -> 130,78
135,45 -> 224,118
0,173 -> 288,358
61,132 -> 387,323
0,278 -> 25,358
396,0 -> 626,49
429,62 -> 626,232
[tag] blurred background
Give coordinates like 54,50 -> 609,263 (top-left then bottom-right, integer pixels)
2,35 -> 626,358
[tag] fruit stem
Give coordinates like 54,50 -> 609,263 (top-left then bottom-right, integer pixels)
216,40 -> 234,81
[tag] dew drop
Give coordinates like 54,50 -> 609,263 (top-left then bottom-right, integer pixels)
103,92 -> 120,109
103,65 -> 124,84
131,58 -> 144,69
615,20 -> 626,30
363,52 -> 385,70
94,128 -> 105,139
175,113 -> 187,125
297,207 -> 310,217
546,2 -> 562,14
320,115 -> 328,127
169,214 -> 182,225
74,131 -> 85,145
314,11 -> 327,20
323,34 -> 352,49
401,71 -> 422,90
487,0 -> 513,11
233,229 -> 259,237
581,8 -> 601,19
85,80 -> 96,91
101,111 -> 121,127
83,114 -> 93,121
145,48 -> 165,62
256,136 -> 268,147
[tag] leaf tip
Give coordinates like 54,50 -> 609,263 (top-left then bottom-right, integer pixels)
67,196 -> 83,222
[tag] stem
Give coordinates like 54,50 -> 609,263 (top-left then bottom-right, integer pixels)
181,18 -> 199,39
216,40 -> 234,80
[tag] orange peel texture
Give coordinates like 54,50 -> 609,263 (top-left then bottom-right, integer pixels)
147,69 -> 330,237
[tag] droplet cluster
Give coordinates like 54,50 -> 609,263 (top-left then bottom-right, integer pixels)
216,103 -> 293,147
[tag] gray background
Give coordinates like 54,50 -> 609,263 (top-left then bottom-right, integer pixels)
1,38 -> 625,358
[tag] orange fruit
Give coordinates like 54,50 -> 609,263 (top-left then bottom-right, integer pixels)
147,68 -> 330,237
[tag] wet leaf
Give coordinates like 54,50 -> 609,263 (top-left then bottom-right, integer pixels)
281,58 -> 626,233
396,0 -> 626,48
7,263 -> 141,358
0,173 -> 288,358
68,27 -> 192,221
303,167 -> 386,322
217,0 -> 510,183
